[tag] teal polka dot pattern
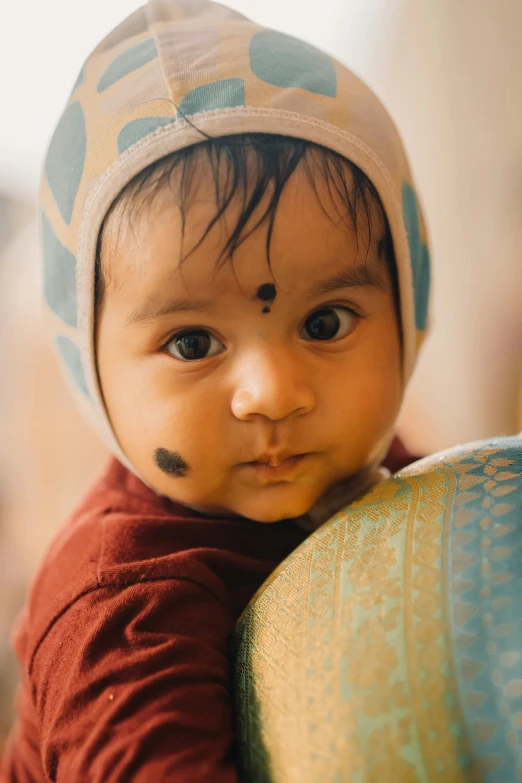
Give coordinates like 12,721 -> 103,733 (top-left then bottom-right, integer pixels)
250,30 -> 337,98
41,210 -> 77,328
97,38 -> 158,93
44,102 -> 86,225
118,116 -> 176,154
402,181 -> 430,331
55,336 -> 89,397
176,78 -> 245,119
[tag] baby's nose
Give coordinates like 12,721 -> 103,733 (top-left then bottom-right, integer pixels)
230,343 -> 315,422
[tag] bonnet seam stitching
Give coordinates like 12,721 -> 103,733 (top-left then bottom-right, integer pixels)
77,107 -> 401,248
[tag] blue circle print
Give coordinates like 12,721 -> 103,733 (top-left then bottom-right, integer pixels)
118,116 -> 176,155
97,38 -> 158,93
44,101 -> 87,225
176,78 -> 245,118
250,30 -> 336,98
402,181 -> 430,331
55,335 -> 89,398
41,210 -> 77,328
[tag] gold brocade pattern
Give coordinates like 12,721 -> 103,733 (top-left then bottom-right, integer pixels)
234,474 -> 467,782
231,438 -> 522,782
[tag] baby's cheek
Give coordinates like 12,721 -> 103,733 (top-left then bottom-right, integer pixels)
135,405 -> 230,502
331,369 -> 400,462
153,447 -> 191,477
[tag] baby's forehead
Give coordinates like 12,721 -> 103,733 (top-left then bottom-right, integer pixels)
106,140 -> 384,234
103,208 -> 391,333
97,140 -> 390,307
105,190 -> 384,278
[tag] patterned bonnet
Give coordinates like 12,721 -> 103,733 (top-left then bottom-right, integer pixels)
40,0 -> 431,478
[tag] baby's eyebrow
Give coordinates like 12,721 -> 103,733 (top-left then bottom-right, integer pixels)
124,260 -> 385,327
124,296 -> 211,326
307,259 -> 386,298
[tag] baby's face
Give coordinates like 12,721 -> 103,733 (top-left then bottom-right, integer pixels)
96,159 -> 402,522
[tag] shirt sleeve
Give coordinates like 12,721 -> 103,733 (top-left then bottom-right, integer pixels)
30,578 -> 240,783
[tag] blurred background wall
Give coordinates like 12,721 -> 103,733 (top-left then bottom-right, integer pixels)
1,0 -> 521,754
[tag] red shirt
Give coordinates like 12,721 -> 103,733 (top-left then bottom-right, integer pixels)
2,439 -> 418,782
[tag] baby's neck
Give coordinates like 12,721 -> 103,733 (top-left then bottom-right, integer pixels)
293,466 -> 391,531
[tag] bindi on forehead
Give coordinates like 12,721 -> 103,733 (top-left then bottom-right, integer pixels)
255,282 -> 277,314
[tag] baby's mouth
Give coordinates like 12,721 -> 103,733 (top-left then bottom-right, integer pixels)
240,453 -> 311,480
247,449 -> 306,468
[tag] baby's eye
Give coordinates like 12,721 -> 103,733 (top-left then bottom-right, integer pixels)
301,307 -> 356,341
165,330 -> 225,361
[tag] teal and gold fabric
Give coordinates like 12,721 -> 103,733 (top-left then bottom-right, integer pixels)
233,434 -> 522,783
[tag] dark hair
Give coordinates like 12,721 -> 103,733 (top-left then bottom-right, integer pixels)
95,133 -> 400,325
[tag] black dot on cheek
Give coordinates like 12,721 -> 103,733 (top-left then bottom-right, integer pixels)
154,448 -> 191,477
256,283 -> 277,303
262,306 -> 271,314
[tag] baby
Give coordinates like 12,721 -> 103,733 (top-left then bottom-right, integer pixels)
2,0 -> 430,781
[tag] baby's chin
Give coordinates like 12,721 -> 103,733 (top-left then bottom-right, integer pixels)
204,465 -> 383,525
225,490 -> 323,525
179,488 -> 319,525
